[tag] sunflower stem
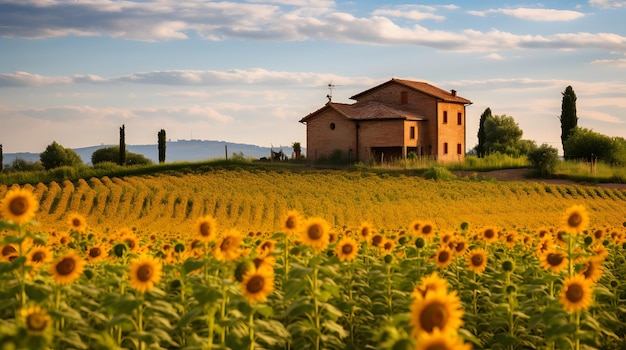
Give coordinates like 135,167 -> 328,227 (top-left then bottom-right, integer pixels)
312,266 -> 320,350
206,305 -> 216,350
248,307 -> 255,350
137,301 -> 145,350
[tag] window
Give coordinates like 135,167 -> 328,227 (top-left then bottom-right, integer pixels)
443,111 -> 448,124
329,122 -> 336,130
457,112 -> 462,125
443,142 -> 448,154
401,91 -> 408,104
410,126 -> 415,139
457,143 -> 462,155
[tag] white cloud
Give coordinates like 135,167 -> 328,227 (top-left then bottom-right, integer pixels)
591,58 -> 626,67
580,109 -> 623,123
0,71 -> 72,87
589,0 -> 626,8
372,5 -> 446,22
468,7 -> 585,21
480,53 -> 504,60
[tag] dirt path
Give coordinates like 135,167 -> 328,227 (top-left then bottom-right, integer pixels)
452,168 -> 626,190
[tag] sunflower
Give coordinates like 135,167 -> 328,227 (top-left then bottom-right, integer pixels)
50,251 -> 85,285
420,222 -> 436,239
301,217 -> 330,253
451,237 -> 467,256
409,288 -> 464,336
119,231 -> 141,253
213,229 -> 244,262
554,230 -> 568,248
411,272 -> 448,299
539,248 -> 568,274
410,220 -> 423,236
256,239 -> 276,258
536,238 -> 553,256
432,247 -> 454,269
85,243 -> 109,264
590,243 -> 609,261
195,215 -> 217,242
591,228 -> 605,243
579,256 -> 604,283
282,210 -> 302,235
129,255 -> 163,293
481,227 -> 499,243
252,255 -> 276,273
241,266 -> 275,304
562,205 -> 589,235
536,227 -> 551,241
370,233 -> 384,248
66,212 -> 87,233
380,238 -> 395,256
358,222 -> 375,242
559,274 -> 593,312
26,245 -> 53,269
415,328 -> 472,350
466,248 -> 488,273
334,236 -> 359,262
440,232 -> 453,246
0,244 -> 19,262
20,305 -> 52,335
0,187 -> 39,224
503,231 -> 517,249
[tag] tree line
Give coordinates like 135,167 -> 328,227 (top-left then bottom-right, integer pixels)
0,127 -> 168,172
473,85 -> 626,174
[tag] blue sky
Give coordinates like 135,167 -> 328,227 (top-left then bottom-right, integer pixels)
1,0 -> 625,155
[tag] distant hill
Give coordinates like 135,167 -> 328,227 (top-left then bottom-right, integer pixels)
3,140 -> 297,165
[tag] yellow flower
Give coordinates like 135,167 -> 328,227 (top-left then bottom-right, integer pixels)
502,231 -> 517,249
370,233 -> 384,248
358,221 -> 375,242
0,187 -> 39,224
85,243 -> 109,264
301,217 -> 330,253
213,229 -> 244,262
0,244 -> 19,262
415,328 -> 472,350
129,255 -> 163,293
256,239 -> 276,258
241,267 -> 275,304
380,238 -> 395,256
481,226 -> 499,243
562,205 -> 589,235
252,255 -> 276,273
66,212 -> 87,233
559,274 -> 593,312
334,236 -> 359,262
579,256 -> 604,284
432,247 -> 454,269
539,248 -> 568,274
119,231 -> 141,253
20,305 -> 52,335
282,210 -> 302,235
411,272 -> 448,299
410,288 -> 464,336
420,222 -> 436,239
26,245 -> 53,269
50,251 -> 85,285
466,248 -> 488,273
195,215 -> 217,242
410,220 -> 423,236
451,237 -> 468,256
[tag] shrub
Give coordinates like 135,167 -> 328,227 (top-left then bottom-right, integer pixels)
92,146 -> 152,166
528,143 -> 559,175
40,141 -> 84,170
423,166 -> 457,181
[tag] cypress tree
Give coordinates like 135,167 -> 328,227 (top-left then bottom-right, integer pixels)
559,86 -> 578,157
158,129 -> 166,164
119,124 -> 126,166
0,144 -> 3,172
477,107 -> 491,158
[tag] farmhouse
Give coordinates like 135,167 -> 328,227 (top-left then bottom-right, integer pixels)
299,78 -> 472,163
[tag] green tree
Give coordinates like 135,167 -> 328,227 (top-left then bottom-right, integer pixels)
484,114 -> 524,156
119,124 -> 126,166
6,158 -> 45,172
559,86 -> 577,157
476,107 -> 491,158
40,141 -> 83,170
0,144 -> 3,172
528,143 -> 559,175
158,129 -> 166,164
563,127 -> 625,164
91,146 -> 152,166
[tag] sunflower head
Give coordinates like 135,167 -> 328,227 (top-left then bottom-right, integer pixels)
559,274 -> 594,312
409,289 -> 464,337
412,272 -> 448,299
334,236 -> 359,262
213,229 -> 244,262
196,215 -> 217,242
562,205 -> 589,235
241,267 -> 275,304
20,306 -> 52,335
282,210 -> 302,235
579,256 -> 604,283
539,248 -> 568,273
66,212 -> 87,233
50,251 -> 85,285
129,255 -> 163,293
415,327 -> 472,350
1,187 -> 39,224
358,222 -> 375,242
481,227 -> 499,243
301,217 -> 330,253
432,247 -> 453,269
466,248 -> 488,273
26,246 -> 53,269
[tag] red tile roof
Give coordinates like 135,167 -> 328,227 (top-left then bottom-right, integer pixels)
350,78 -> 471,104
299,101 -> 426,123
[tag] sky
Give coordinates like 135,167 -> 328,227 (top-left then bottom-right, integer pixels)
1,0 -> 625,155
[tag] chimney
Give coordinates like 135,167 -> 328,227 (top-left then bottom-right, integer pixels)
450,89 -> 457,97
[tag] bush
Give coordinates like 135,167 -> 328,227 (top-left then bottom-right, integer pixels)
92,146 -> 153,166
40,141 -> 84,170
423,166 -> 457,181
527,144 -> 559,175
5,158 -> 45,172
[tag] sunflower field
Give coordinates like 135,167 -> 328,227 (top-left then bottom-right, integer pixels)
1,167 -> 626,350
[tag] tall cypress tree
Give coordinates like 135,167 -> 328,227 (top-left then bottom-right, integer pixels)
158,129 -> 166,164
559,86 -> 577,157
119,124 -> 126,166
0,144 -> 3,172
477,107 -> 491,158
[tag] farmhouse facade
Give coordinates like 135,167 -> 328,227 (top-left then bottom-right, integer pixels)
299,78 -> 472,163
